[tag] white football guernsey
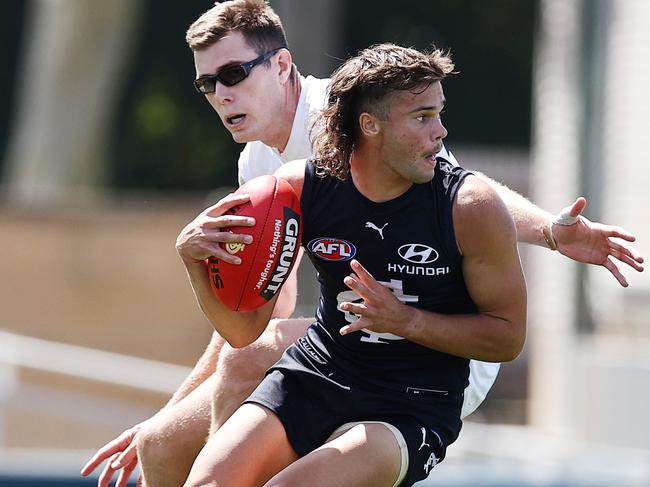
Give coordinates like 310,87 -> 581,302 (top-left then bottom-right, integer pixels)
237,75 -> 330,185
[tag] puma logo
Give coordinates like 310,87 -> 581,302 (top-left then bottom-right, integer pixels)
418,427 -> 431,451
365,221 -> 388,239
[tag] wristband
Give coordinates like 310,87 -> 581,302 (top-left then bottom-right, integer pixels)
543,220 -> 558,251
543,208 -> 580,251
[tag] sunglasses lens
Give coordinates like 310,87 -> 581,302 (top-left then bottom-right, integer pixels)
218,66 -> 247,87
194,77 -> 216,94
193,50 -> 272,93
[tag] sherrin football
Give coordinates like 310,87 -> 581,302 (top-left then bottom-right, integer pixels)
207,175 -> 302,311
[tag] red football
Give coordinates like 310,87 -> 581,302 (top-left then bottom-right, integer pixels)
207,175 -> 302,311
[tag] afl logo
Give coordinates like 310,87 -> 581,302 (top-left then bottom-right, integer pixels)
308,238 -> 356,261
398,244 -> 439,264
225,242 -> 245,255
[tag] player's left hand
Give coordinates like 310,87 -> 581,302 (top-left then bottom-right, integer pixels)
80,421 -> 143,487
339,260 -> 417,336
551,197 -> 644,287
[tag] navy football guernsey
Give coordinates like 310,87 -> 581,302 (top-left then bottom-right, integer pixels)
299,157 -> 477,396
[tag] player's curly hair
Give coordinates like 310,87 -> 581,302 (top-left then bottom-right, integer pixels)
186,0 -> 288,54
312,43 -> 455,180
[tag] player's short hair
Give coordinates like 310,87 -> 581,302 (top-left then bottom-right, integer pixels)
312,43 -> 455,180
186,0 -> 288,54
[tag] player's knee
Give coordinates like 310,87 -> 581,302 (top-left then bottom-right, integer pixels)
216,320 -> 297,384
217,343 -> 270,387
267,317 -> 310,346
211,344 -> 273,424
136,421 -> 174,465
210,322 -> 298,432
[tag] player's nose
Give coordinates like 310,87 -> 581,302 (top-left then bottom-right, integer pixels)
431,118 -> 447,141
212,82 -> 234,105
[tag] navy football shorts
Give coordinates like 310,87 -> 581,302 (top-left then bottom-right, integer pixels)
244,337 -> 463,486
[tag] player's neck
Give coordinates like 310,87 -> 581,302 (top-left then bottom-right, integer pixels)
264,72 -> 302,153
350,147 -> 413,203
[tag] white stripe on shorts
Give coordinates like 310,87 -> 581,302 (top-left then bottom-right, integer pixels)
329,421 -> 408,487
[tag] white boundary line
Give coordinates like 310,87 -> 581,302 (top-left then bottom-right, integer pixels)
0,330 -> 190,394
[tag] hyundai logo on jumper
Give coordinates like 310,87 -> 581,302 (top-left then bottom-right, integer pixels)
308,237 -> 356,261
398,244 -> 439,264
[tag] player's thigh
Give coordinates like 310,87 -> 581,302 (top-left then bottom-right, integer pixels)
185,403 -> 298,487
138,374 -> 213,456
263,423 -> 403,487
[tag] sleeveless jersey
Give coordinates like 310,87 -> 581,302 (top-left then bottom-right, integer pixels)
299,157 -> 477,396
236,72 -> 499,415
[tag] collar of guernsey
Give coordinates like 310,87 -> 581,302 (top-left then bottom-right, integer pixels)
271,75 -> 329,163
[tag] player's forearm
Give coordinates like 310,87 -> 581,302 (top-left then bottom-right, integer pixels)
402,308 -> 525,363
474,171 -> 553,248
271,265 -> 298,319
183,259 -> 274,348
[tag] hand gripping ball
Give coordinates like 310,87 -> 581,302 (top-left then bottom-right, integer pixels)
207,175 -> 302,311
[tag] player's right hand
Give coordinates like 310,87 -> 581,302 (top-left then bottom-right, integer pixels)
80,422 -> 143,487
551,197 -> 644,286
176,193 -> 255,265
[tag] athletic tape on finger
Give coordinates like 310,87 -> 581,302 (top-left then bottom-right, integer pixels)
553,207 -> 579,226
544,207 -> 580,251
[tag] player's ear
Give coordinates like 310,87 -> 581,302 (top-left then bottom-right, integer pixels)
277,48 -> 294,84
359,112 -> 381,137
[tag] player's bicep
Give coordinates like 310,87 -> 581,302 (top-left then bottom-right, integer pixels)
463,236 -> 526,325
455,177 -> 527,325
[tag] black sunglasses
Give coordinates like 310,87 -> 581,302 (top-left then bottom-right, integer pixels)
193,48 -> 282,94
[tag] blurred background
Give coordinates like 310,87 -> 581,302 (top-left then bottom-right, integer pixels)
0,0 -> 648,485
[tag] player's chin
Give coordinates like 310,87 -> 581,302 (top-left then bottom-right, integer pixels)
229,129 -> 254,144
225,123 -> 256,143
413,174 -> 435,184
411,165 -> 435,183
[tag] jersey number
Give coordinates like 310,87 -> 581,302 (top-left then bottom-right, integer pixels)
336,279 -> 418,344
